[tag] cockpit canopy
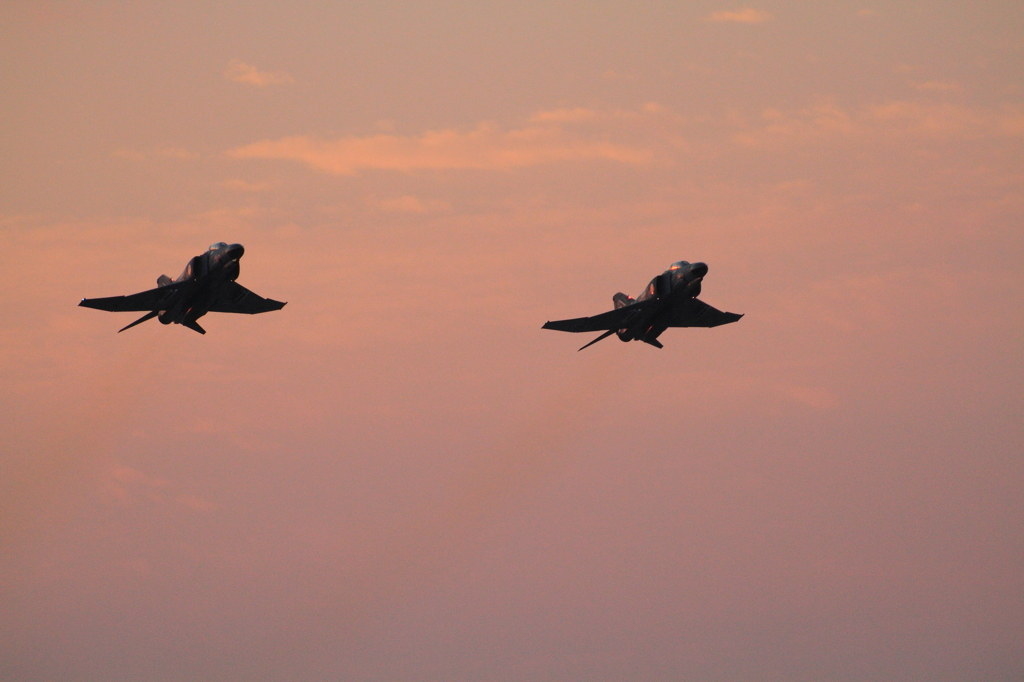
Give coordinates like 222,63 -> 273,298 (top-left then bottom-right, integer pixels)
669,261 -> 690,270
208,242 -> 228,252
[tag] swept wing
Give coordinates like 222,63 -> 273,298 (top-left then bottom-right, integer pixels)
79,283 -> 182,312
542,302 -> 649,333
664,298 -> 743,327
207,281 -> 286,315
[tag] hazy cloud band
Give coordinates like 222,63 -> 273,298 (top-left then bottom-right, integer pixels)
227,122 -> 655,175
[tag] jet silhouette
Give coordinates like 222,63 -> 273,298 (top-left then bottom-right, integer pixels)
79,242 -> 285,334
543,261 -> 741,350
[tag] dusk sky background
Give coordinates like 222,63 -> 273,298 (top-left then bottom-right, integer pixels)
1,2 -> 1022,681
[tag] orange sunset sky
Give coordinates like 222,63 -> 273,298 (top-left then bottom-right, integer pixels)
1,2 -> 1022,681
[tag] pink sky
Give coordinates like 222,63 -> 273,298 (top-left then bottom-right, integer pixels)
1,2 -> 1022,681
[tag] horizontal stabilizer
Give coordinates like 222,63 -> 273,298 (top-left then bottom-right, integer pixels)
118,310 -> 159,333
182,319 -> 206,335
578,329 -> 616,351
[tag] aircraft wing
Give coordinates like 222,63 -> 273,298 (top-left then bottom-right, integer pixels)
207,282 -> 286,315
542,304 -> 645,333
79,284 -> 181,312
665,298 -> 743,328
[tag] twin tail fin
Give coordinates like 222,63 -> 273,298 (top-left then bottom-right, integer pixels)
577,292 -> 635,351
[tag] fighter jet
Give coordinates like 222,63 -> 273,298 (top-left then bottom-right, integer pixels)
542,261 -> 741,350
79,242 -> 286,334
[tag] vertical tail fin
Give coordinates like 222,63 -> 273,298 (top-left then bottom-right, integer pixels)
613,292 -> 633,309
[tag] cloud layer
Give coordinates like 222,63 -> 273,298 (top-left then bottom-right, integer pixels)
4,4 -> 1024,681
226,100 -> 1024,181
227,119 -> 654,175
224,59 -> 294,87
734,100 -> 1024,147
706,8 -> 773,23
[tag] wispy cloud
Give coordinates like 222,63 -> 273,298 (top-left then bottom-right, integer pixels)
706,8 -> 773,23
221,178 -> 273,192
110,148 -> 146,161
105,466 -> 169,505
224,99 -> 1024,179
530,103 -> 670,124
865,101 -> 1018,138
777,383 -> 838,410
732,100 -> 1024,147
110,147 -> 200,161
224,59 -> 294,87
368,195 -> 450,213
227,115 -> 655,175
156,147 -> 199,159
103,465 -> 218,511
529,107 -> 602,124
913,80 -> 962,93
600,69 -> 634,81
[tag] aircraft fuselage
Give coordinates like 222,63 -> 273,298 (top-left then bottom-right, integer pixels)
157,243 -> 245,328
541,260 -> 739,350
614,261 -> 708,346
79,242 -> 285,335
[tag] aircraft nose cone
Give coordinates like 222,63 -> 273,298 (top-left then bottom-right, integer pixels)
228,244 -> 244,259
689,262 -> 708,279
